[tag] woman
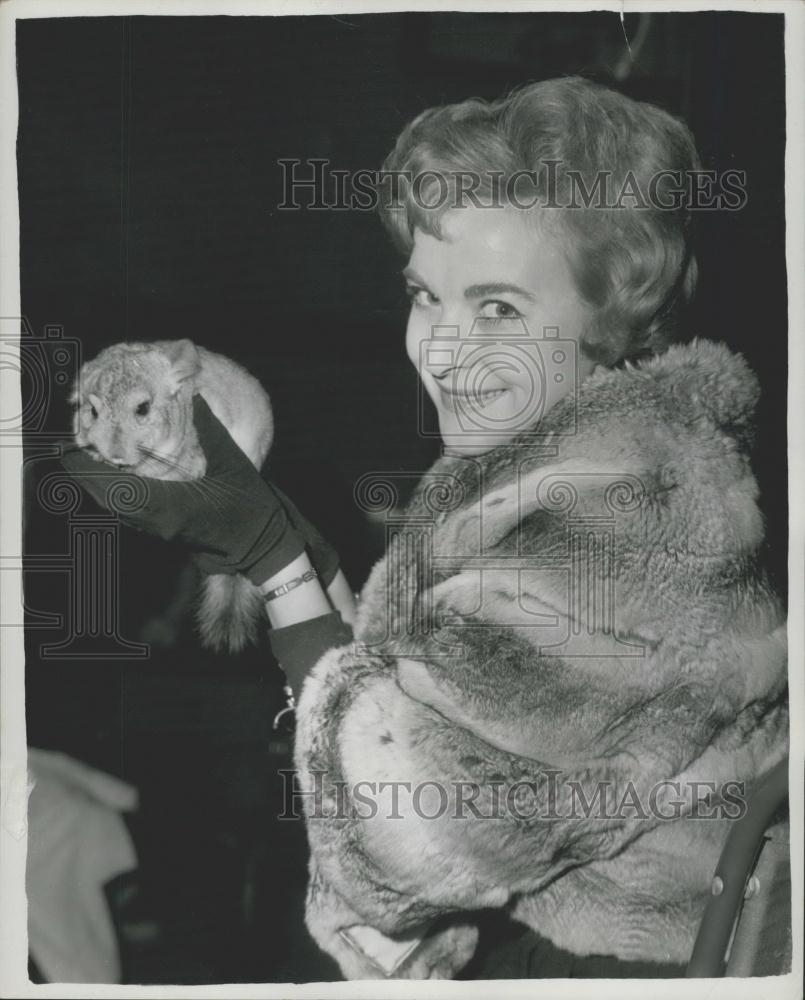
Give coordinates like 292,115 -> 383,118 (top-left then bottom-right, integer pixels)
63,77 -> 788,979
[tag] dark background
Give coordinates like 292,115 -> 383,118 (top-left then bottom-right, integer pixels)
18,11 -> 787,983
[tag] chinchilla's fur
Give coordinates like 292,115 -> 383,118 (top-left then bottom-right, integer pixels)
295,339 -> 788,979
72,339 -> 274,652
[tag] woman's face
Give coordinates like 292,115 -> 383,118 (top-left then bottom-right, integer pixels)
404,206 -> 597,456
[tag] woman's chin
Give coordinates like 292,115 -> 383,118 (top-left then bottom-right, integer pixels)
442,440 -> 495,458
439,427 -> 519,457
435,395 -> 534,456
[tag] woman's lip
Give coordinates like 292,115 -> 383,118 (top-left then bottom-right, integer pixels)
434,382 -> 510,400
437,388 -> 510,409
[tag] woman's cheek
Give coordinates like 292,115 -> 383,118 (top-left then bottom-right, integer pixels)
405,311 -> 426,372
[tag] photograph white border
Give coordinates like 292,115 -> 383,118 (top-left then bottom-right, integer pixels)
1,2 -> 802,997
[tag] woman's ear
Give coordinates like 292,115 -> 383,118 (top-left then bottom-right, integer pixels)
161,339 -> 201,394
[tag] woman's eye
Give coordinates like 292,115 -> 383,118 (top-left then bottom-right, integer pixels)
135,401 -> 151,417
405,285 -> 439,309
478,300 -> 522,321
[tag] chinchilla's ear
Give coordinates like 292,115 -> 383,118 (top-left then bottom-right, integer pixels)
69,357 -> 99,407
161,339 -> 201,394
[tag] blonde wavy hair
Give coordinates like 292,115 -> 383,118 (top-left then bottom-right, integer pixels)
379,76 -> 700,365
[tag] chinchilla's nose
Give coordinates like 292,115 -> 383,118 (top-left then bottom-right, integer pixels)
106,426 -> 131,466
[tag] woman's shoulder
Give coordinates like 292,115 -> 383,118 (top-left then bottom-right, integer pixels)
402,338 -> 771,574
565,337 -> 760,443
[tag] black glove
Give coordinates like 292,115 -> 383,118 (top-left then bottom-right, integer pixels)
268,611 -> 354,696
61,394 -> 340,588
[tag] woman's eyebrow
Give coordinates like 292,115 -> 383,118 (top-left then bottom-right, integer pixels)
464,282 -> 536,301
402,266 -> 429,286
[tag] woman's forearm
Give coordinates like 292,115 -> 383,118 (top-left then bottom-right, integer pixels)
326,569 -> 358,626
258,551 -> 333,628
258,554 -> 357,630
259,553 -> 355,694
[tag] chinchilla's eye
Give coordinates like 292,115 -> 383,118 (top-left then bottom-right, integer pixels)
90,403 -> 98,419
135,400 -> 151,417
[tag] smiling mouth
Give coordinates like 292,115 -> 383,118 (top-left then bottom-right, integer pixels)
436,384 -> 509,406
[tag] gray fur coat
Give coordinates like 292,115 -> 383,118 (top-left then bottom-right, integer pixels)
294,339 -> 788,979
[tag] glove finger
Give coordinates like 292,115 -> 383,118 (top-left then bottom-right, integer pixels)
60,445 -> 105,475
192,394 -> 255,478
191,394 -> 225,443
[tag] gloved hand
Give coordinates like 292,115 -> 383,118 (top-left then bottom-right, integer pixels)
60,394 -> 340,588
269,611 -> 354,697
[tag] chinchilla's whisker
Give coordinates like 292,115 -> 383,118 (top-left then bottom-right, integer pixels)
188,476 -> 219,504
190,478 -> 227,515
138,446 -> 258,501
138,446 -> 199,480
137,445 -> 175,468
203,478 -> 249,511
190,475 -> 231,505
187,483 -> 222,517
200,475 -> 252,501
